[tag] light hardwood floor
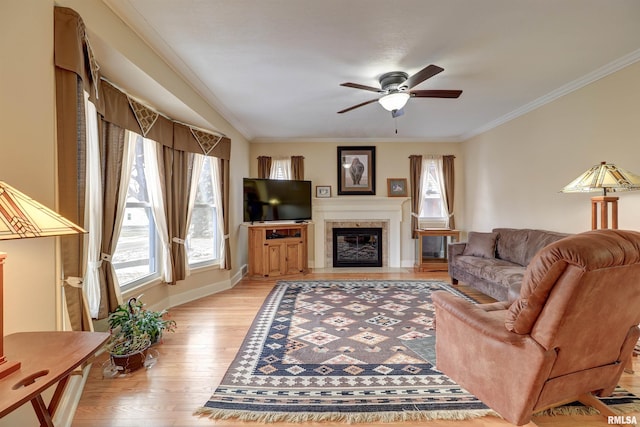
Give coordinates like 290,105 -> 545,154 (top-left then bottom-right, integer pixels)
72,271 -> 639,427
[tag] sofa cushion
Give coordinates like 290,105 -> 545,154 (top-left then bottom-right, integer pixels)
462,231 -> 498,258
522,230 -> 569,265
493,228 -> 569,266
493,229 -> 530,266
455,256 -> 524,288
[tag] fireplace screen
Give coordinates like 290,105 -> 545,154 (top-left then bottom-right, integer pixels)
332,227 -> 382,267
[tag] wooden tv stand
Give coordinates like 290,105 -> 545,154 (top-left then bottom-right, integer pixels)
248,223 -> 309,278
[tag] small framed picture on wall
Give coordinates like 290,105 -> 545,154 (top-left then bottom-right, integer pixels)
316,185 -> 331,198
387,178 -> 408,197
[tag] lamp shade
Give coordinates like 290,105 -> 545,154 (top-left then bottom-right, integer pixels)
0,181 -> 86,240
560,162 -> 640,195
378,92 -> 410,112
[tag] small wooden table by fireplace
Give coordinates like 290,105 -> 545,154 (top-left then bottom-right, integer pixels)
414,229 -> 460,272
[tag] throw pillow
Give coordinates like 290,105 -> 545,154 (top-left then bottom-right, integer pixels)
462,231 -> 498,258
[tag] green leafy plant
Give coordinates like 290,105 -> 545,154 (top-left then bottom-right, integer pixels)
105,296 -> 177,356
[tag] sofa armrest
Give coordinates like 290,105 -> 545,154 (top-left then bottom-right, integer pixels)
447,242 -> 467,263
448,242 -> 466,259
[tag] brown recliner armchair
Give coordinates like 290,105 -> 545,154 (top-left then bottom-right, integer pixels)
432,229 -> 640,425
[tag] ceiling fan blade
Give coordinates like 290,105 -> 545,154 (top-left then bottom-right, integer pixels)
340,82 -> 383,93
337,98 -> 379,114
410,89 -> 462,98
400,64 -> 444,90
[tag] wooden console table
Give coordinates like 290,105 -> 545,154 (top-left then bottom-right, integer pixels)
0,331 -> 109,426
414,229 -> 460,272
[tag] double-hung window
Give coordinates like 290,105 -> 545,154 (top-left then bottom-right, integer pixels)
418,157 -> 449,229
112,134 -> 160,288
187,156 -> 223,266
269,158 -> 291,180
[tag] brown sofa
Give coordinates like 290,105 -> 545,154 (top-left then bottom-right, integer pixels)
448,228 -> 569,301
433,229 -> 640,425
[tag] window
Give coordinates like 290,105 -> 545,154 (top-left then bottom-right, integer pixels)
419,158 -> 448,228
269,158 -> 291,180
112,134 -> 160,288
187,156 -> 222,266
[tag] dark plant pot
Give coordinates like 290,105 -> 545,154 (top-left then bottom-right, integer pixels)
110,347 -> 149,373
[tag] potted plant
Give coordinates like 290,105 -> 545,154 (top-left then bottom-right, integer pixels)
105,296 -> 176,373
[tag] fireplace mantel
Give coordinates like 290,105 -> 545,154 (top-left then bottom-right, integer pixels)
312,196 -> 408,268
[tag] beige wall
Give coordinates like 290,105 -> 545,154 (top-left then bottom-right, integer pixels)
0,2 -> 58,425
249,141 -> 464,266
462,61 -> 640,234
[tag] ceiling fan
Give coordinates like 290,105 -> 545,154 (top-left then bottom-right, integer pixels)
338,64 -> 462,118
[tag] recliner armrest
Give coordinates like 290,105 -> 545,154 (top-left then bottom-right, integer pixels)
432,291 -> 524,344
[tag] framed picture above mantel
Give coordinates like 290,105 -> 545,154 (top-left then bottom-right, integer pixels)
337,146 -> 376,195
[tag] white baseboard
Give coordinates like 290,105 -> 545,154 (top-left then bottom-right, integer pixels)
166,267 -> 246,308
401,259 -> 417,268
167,278 -> 232,308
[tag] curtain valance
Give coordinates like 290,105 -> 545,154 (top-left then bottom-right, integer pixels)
54,6 -> 230,158
54,8 -> 99,100
174,123 -> 231,159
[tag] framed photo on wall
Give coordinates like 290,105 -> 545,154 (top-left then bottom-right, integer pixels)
316,185 -> 331,198
337,146 -> 376,195
387,178 -> 408,197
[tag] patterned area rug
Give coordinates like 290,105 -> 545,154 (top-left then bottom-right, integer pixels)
196,280 -> 640,423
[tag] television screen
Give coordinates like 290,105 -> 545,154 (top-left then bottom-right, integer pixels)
243,178 -> 312,222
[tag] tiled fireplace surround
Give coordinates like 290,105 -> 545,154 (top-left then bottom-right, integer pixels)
312,197 -> 405,268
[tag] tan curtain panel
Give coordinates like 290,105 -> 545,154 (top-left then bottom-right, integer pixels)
257,156 -> 272,179
54,8 -> 91,331
169,149 -> 193,282
291,156 -> 305,180
56,74 -> 89,331
442,155 -> 456,229
97,121 -> 127,318
220,159 -> 231,270
409,155 -> 423,239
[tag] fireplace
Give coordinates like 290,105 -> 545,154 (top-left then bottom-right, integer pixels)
312,197 -> 405,268
332,227 -> 383,267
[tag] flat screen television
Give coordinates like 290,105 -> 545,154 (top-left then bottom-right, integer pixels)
243,178 -> 312,223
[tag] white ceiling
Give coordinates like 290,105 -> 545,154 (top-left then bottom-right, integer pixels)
101,0 -> 640,143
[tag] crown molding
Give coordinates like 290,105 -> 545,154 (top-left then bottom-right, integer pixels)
249,136 -> 463,144
461,48 -> 640,142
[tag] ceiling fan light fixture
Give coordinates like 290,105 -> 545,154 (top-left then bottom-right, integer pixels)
378,92 -> 410,112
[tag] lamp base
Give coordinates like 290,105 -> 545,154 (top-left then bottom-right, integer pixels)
0,358 -> 21,379
590,196 -> 619,230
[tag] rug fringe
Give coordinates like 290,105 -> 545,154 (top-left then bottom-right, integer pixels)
536,401 -> 640,417
194,406 -> 499,423
195,401 -> 640,424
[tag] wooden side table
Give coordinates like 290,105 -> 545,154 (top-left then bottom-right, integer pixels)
0,331 -> 109,426
414,229 -> 460,272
